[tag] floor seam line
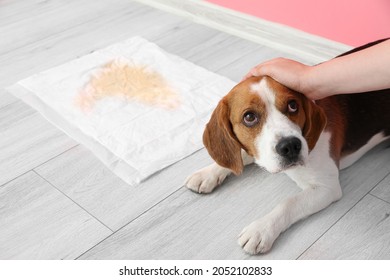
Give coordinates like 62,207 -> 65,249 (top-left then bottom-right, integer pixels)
75,185 -> 185,259
33,170 -> 114,233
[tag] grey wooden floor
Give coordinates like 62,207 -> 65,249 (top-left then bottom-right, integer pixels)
1,0 -> 389,260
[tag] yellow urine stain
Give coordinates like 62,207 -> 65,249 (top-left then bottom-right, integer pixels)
75,59 -> 181,111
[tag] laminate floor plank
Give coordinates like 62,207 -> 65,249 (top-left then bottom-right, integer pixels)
0,172 -> 112,259
371,173 -> 390,204
0,88 -> 17,109
35,145 -> 213,232
299,194 -> 390,259
0,102 -> 76,186
0,0 -> 146,56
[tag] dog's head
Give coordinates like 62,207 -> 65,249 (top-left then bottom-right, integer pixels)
203,76 -> 327,174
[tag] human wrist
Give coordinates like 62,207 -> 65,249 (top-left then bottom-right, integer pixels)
299,65 -> 317,99
300,64 -> 332,100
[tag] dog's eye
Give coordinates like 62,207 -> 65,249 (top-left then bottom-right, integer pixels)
287,100 -> 298,113
243,112 -> 259,127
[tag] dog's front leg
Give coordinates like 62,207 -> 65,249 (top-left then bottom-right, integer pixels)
185,150 -> 253,194
238,166 -> 342,254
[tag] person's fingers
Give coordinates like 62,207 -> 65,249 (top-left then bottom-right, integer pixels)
240,70 -> 256,81
241,58 -> 282,81
241,65 -> 265,81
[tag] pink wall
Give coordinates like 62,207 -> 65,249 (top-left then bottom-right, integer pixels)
206,0 -> 390,46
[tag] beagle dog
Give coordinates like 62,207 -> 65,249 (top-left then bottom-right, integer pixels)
185,39 -> 390,255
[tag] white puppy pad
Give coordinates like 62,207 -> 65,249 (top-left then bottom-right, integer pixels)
8,37 -> 235,185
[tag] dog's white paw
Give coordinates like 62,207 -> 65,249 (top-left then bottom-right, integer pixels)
185,164 -> 230,194
238,219 -> 277,255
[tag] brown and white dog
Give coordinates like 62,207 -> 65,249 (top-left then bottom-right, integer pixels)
185,40 -> 390,255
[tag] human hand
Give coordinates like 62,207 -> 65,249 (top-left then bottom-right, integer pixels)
242,58 -> 319,99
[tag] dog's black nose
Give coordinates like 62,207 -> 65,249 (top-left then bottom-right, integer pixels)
276,137 -> 302,160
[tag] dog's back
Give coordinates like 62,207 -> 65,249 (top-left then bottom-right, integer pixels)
317,39 -> 390,168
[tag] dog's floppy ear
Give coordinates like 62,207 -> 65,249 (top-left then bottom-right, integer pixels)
302,99 -> 327,151
203,98 -> 243,175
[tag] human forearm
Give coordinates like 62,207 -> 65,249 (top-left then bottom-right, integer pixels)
304,39 -> 390,97
243,39 -> 390,100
